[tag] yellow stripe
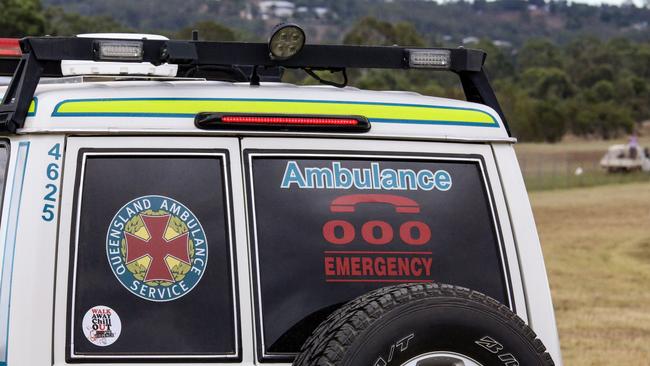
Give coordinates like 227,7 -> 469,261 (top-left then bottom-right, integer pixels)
53,99 -> 497,125
28,100 -> 36,114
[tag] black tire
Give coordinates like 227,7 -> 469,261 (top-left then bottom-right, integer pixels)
294,283 -> 555,366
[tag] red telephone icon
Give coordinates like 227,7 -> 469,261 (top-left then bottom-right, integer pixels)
323,194 -> 431,246
330,194 -> 420,214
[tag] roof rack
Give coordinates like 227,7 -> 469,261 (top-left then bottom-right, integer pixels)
0,36 -> 510,134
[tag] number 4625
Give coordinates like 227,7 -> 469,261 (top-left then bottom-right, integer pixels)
42,143 -> 61,222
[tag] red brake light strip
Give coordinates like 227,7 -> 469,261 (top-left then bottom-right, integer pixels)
220,115 -> 360,126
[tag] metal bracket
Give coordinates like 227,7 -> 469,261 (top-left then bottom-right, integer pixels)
0,52 -> 42,132
457,69 -> 511,135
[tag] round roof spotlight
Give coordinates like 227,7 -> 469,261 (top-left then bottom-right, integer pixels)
269,23 -> 305,61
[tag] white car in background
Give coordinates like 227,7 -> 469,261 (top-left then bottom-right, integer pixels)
600,144 -> 650,172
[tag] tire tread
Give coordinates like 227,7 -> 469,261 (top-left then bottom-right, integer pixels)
293,283 -> 555,366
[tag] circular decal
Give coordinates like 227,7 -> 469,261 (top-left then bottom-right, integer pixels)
106,195 -> 208,302
82,305 -> 122,347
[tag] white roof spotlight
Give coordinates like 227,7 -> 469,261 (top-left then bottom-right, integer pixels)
61,33 -> 178,77
268,23 -> 306,61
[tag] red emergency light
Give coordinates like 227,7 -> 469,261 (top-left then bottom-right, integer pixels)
0,39 -> 22,57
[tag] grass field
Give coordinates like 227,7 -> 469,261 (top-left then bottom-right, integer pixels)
531,182 -> 650,365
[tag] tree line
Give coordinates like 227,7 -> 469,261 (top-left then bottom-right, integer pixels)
323,17 -> 649,142
39,0 -> 650,46
0,0 -> 239,40
1,0 -> 648,142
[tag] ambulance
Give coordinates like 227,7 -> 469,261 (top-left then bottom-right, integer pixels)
0,26 -> 561,366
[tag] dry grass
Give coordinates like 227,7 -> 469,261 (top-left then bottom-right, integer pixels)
531,182 -> 650,365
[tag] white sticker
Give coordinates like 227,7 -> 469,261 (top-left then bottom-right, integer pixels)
82,305 -> 122,347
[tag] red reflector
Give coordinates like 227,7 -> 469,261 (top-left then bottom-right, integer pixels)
0,38 -> 21,57
221,115 -> 359,126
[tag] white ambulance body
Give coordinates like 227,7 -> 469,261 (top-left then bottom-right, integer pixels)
0,33 -> 562,366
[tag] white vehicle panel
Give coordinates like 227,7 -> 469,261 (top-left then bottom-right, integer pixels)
2,135 -> 65,366
53,136 -> 256,366
491,143 -> 562,365
17,81 -> 509,142
0,78 -> 562,365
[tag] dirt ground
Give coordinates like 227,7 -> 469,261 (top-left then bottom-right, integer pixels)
530,182 -> 650,365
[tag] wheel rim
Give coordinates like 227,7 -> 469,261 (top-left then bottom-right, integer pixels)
401,351 -> 484,366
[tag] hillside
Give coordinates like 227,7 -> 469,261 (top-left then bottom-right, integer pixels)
2,0 -> 648,143
41,0 -> 650,45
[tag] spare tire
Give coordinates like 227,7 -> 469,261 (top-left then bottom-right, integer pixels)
294,283 -> 555,366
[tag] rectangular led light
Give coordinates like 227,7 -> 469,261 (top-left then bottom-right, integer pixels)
408,49 -> 451,69
195,113 -> 370,132
96,40 -> 143,61
221,115 -> 360,126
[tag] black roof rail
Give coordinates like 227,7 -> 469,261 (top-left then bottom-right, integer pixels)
0,36 -> 510,135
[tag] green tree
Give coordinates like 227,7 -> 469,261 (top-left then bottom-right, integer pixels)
340,17 -> 449,97
343,17 -> 425,47
509,96 -> 568,142
528,100 -> 568,143
0,0 -> 46,36
572,102 -> 635,139
517,38 -> 563,70
44,7 -> 128,36
584,80 -> 615,103
176,21 -> 237,41
631,44 -> 650,80
575,65 -> 615,88
613,74 -> 650,122
475,39 -> 515,81
520,67 -> 574,99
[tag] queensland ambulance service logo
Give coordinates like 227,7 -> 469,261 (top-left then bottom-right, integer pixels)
106,195 -> 208,302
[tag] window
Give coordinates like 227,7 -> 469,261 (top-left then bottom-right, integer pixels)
245,151 -> 511,360
68,150 -> 239,361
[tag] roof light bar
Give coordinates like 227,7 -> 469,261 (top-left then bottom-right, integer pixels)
0,39 -> 21,57
195,113 -> 370,132
0,35 -> 510,135
95,40 -> 143,61
408,49 -> 451,69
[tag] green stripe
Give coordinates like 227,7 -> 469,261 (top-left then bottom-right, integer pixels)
51,98 -> 499,127
27,98 -> 37,117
